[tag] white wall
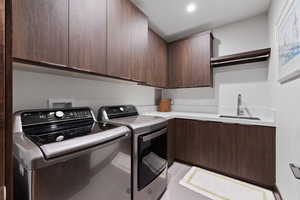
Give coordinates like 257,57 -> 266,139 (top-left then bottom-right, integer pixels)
213,14 -> 269,57
13,65 -> 156,114
268,0 -> 300,199
218,82 -> 274,121
164,14 -> 270,113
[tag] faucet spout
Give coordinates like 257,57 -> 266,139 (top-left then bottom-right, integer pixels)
237,94 -> 243,116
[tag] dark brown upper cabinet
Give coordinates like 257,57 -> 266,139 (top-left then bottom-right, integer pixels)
107,0 -> 148,82
147,30 -> 168,88
168,40 -> 186,88
12,0 -> 216,89
168,31 -> 213,88
13,0 -> 68,66
69,0 -> 107,74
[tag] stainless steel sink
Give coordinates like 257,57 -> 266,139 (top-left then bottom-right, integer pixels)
219,115 -> 261,120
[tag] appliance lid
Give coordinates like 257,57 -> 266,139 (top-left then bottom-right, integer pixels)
107,115 -> 167,133
15,107 -> 131,160
40,125 -> 130,159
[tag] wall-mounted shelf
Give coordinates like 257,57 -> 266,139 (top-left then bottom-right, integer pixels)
211,48 -> 271,68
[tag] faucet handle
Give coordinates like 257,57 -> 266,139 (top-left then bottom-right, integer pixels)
239,107 -> 245,116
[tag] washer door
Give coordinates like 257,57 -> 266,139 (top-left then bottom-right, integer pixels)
137,128 -> 167,191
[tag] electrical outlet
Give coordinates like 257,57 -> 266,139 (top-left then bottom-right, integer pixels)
48,99 -> 74,109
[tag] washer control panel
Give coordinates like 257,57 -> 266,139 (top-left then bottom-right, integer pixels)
98,105 -> 138,121
21,108 -> 93,126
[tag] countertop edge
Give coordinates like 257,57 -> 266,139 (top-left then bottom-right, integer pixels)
143,112 -> 276,128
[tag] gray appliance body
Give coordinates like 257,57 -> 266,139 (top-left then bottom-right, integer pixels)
13,107 -> 132,200
98,105 -> 168,200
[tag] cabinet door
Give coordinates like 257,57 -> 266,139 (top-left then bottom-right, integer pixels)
69,0 -> 107,74
187,33 -> 213,87
167,119 -> 176,166
217,123 -> 237,175
174,120 -> 219,168
182,121 -> 236,174
175,119 -> 187,161
168,32 -> 213,88
236,125 -> 275,187
107,0 -> 148,81
173,119 -> 275,187
147,30 -> 168,88
196,121 -> 219,169
13,0 -> 68,66
184,120 -> 201,165
168,41 -> 187,88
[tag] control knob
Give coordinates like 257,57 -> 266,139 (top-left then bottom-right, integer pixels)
56,135 -> 64,142
55,111 -> 65,118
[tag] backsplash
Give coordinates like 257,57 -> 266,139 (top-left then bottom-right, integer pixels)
218,82 -> 276,122
164,81 -> 276,123
13,66 -> 157,114
168,99 -> 218,114
164,63 -> 269,114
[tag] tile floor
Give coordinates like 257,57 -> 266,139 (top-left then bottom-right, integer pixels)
161,162 -> 275,200
161,162 -> 211,200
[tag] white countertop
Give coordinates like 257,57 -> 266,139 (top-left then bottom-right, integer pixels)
142,112 -> 276,127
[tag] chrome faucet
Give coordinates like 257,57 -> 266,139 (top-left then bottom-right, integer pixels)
237,94 -> 244,116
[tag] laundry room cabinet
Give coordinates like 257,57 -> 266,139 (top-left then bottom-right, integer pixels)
172,119 -> 275,188
69,0 -> 107,74
13,0 -> 69,66
146,29 -> 168,88
13,0 -> 149,83
107,0 -> 148,82
168,31 -> 213,88
13,0 -> 215,88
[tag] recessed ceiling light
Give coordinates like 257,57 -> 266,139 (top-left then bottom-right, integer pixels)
186,3 -> 196,13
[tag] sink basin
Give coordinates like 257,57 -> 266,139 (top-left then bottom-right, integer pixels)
219,115 -> 261,120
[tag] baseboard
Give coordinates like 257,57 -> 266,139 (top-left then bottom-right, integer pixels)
273,185 -> 283,200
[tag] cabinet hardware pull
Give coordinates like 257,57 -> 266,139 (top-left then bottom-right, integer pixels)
40,61 -> 67,68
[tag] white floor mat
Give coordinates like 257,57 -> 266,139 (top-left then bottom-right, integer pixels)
179,167 -> 275,200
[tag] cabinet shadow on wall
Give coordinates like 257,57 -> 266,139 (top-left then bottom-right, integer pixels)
213,37 -> 221,57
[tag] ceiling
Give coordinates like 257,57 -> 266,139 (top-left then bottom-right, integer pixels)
131,0 -> 271,42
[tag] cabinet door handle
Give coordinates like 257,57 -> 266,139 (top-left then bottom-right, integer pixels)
142,128 -> 167,142
40,61 -> 67,68
71,66 -> 92,73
